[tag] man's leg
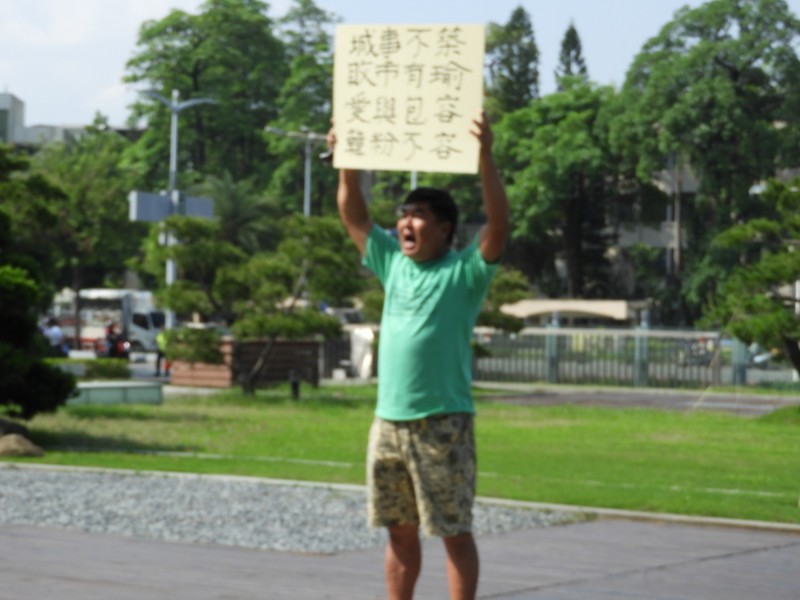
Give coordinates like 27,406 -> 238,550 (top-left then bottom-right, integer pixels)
385,523 -> 421,600
443,532 -> 479,600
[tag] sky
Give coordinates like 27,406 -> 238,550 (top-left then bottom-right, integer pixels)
3,0 -> 800,127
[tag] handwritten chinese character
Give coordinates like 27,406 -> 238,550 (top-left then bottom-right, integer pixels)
404,132 -> 423,160
434,94 -> 461,123
405,28 -> 431,58
348,62 -> 376,87
404,63 -> 425,89
436,27 -> 465,57
405,97 -> 426,126
371,132 -> 400,156
379,27 -> 402,57
430,61 -> 471,91
346,129 -> 366,155
346,92 -> 371,123
375,60 -> 400,86
374,97 -> 397,124
432,132 -> 461,160
350,30 -> 378,57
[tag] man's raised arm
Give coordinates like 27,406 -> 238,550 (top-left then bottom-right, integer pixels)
329,127 -> 372,256
471,111 -> 509,263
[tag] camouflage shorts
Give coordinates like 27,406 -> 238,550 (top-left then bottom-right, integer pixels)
366,414 -> 475,538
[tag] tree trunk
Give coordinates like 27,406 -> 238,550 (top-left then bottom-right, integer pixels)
239,261 -> 310,395
72,267 -> 83,350
780,335 -> 800,375
563,179 -> 584,297
240,336 -> 277,395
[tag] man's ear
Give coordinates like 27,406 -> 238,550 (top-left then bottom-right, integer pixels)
440,219 -> 453,242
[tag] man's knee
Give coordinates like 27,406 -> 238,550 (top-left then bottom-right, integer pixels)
443,532 -> 477,556
388,523 -> 420,546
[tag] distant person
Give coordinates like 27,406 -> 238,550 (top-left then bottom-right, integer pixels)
155,326 -> 170,377
43,317 -> 67,357
328,110 -> 509,600
105,322 -> 122,358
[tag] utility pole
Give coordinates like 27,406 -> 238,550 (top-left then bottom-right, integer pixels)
264,126 -> 327,218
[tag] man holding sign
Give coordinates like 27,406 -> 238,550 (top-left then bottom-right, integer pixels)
328,108 -> 508,600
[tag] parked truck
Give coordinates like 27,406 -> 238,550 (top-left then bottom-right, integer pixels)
51,288 -> 165,354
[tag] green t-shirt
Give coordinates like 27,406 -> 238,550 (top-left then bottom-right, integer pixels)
364,224 -> 498,421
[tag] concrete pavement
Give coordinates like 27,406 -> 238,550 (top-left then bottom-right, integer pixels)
2,515 -> 799,599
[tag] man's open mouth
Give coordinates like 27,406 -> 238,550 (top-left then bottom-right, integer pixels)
401,229 -> 417,251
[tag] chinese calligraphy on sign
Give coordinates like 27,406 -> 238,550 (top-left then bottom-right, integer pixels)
333,24 -> 485,174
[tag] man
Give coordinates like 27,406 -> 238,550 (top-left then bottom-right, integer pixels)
43,317 -> 67,357
155,325 -> 170,377
330,110 -> 509,600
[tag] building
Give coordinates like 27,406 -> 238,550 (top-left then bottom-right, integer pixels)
0,92 -> 87,145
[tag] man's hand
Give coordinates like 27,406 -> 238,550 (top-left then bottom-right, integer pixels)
470,110 -> 494,156
471,110 -> 509,264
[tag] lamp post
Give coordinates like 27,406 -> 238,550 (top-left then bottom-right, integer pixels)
143,89 -> 215,329
264,126 -> 327,218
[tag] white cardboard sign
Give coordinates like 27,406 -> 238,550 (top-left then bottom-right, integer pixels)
333,24 -> 485,174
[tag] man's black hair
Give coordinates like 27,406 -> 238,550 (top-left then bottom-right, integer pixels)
403,187 -> 459,244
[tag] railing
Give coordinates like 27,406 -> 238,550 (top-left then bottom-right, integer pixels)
319,328 -> 797,388
473,328 -> 724,389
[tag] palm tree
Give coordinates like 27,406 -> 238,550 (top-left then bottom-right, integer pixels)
192,172 -> 281,253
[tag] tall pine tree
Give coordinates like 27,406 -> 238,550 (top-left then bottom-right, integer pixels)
486,6 -> 540,116
556,23 -> 588,90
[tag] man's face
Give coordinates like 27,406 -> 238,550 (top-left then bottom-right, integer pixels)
396,202 -> 451,262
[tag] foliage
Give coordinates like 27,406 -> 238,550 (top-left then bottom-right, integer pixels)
164,328 -> 224,364
190,171 -> 282,253
611,0 -> 800,317
144,211 -> 353,343
266,0 -> 339,216
701,178 -> 800,371
477,265 -> 529,332
485,6 -> 540,117
0,215 -> 76,419
84,359 -> 131,380
494,80 -> 621,297
48,358 -> 132,380
125,0 -> 288,186
555,23 -> 588,90
0,145 -> 68,308
0,155 -> 77,419
32,116 -> 144,293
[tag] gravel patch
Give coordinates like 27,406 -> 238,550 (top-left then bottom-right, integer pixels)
0,466 -> 581,553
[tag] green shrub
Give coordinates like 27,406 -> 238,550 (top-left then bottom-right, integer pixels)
165,328 -> 224,364
84,359 -> 130,380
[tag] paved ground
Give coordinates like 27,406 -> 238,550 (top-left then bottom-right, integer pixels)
474,382 -> 800,416
50,363 -> 797,597
2,516 -> 799,599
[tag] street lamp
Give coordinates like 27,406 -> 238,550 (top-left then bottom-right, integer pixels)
264,126 -> 327,218
142,89 -> 216,329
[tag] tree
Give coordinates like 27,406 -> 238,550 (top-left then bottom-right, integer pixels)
485,6 -> 540,117
702,178 -> 800,372
32,116 -> 145,342
611,0 -> 800,318
477,266 -> 529,332
125,0 -> 288,186
144,213 -> 361,392
494,80 -> 621,298
555,23 -> 588,90
190,171 -> 281,253
0,145 -> 66,309
0,212 -> 75,420
265,0 -> 339,216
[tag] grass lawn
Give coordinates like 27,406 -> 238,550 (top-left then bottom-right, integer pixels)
4,383 -> 799,524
